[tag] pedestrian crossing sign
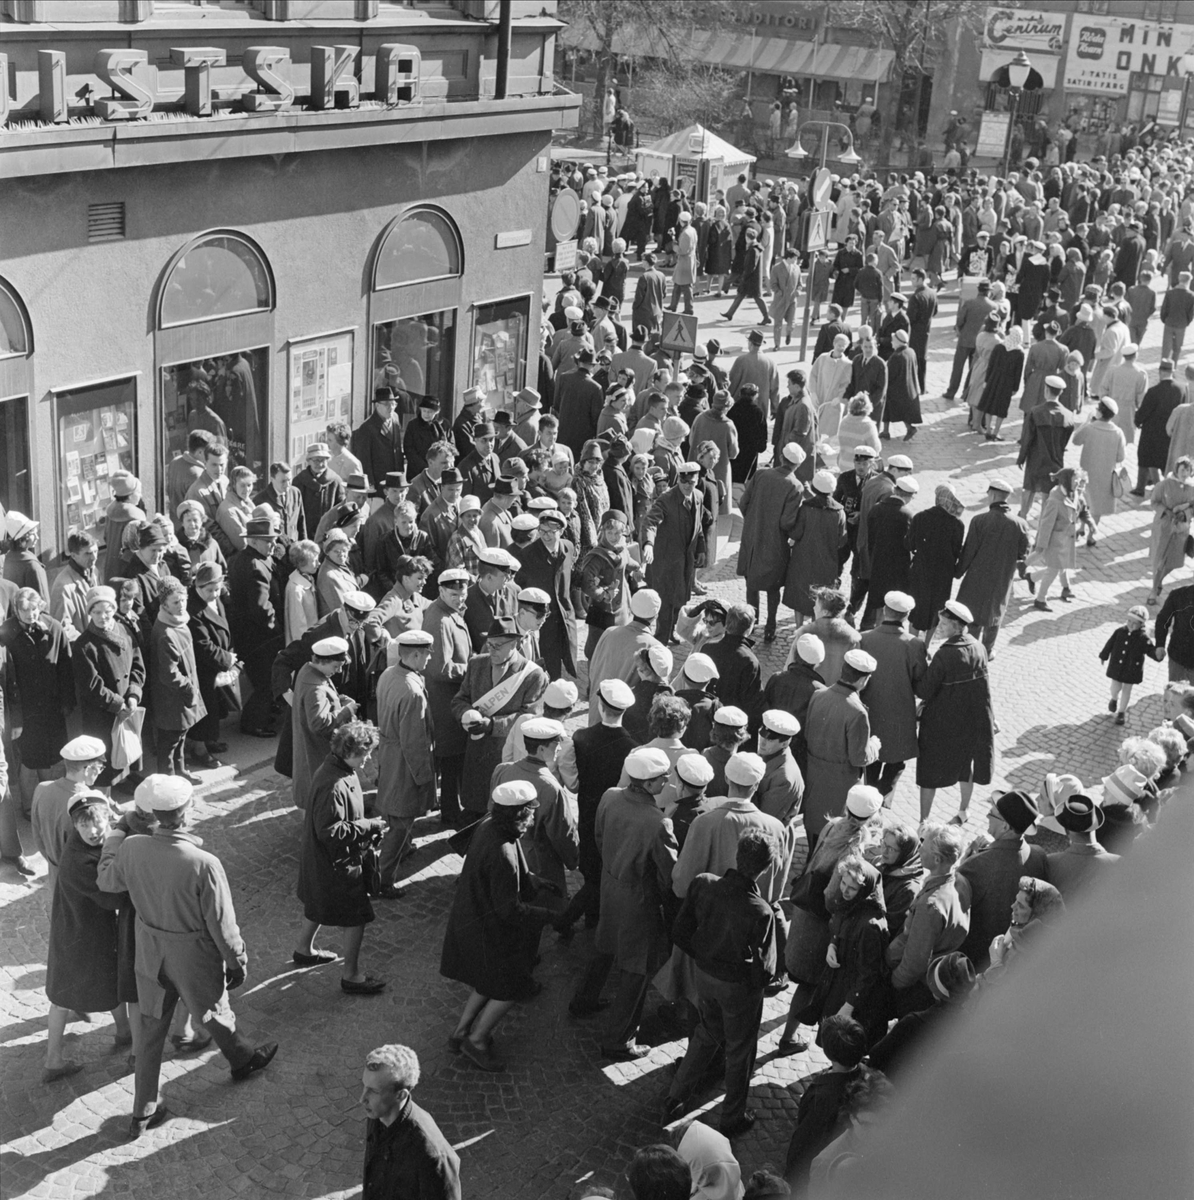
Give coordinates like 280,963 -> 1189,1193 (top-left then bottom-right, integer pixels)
660,311 -> 699,354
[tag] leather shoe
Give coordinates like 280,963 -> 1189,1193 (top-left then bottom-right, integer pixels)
2,855 -> 36,876
775,1037 -> 807,1056
719,1110 -> 756,1138
127,1105 -> 172,1139
171,1034 -> 212,1055
662,1095 -> 689,1124
460,1039 -> 506,1072
601,1042 -> 650,1061
377,885 -> 404,899
341,976 -> 387,995
231,1042 -> 278,1081
42,1062 -> 83,1084
206,741 -> 229,753
292,949 -> 337,966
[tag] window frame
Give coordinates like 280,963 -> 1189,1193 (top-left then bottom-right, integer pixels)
371,205 -> 465,292
156,229 -> 276,330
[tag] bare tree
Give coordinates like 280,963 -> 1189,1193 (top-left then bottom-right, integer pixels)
558,0 -> 737,138
630,62 -> 739,139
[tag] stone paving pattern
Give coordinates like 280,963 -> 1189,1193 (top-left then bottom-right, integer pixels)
0,270 -> 1174,1198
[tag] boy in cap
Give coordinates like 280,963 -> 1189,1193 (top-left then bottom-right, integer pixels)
756,709 -> 804,825
673,650 -> 721,751
99,774 -> 277,1135
763,633 -> 825,775
291,636 -> 357,812
30,735 -> 108,887
668,753 -> 716,850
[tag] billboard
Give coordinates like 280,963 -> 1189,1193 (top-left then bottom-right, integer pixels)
983,7 -> 1066,54
1064,15 -> 1194,94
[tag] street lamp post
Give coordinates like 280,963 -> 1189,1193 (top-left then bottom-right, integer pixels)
1179,52 -> 1194,139
1002,49 -> 1033,178
786,120 -> 861,358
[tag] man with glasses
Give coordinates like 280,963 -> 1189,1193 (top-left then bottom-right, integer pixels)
641,463 -> 708,647
463,547 -> 520,653
422,567 -> 473,828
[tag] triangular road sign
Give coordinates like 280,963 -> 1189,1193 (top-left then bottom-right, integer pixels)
660,311 -> 698,354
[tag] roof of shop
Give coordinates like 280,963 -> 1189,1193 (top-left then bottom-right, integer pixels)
638,124 -> 755,165
561,24 -> 894,83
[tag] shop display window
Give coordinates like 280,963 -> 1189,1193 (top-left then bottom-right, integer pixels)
160,233 -> 273,327
374,208 -> 462,290
161,348 -> 269,474
288,331 -> 354,465
0,395 -> 31,515
55,377 -> 136,545
471,297 -> 529,416
0,281 -> 30,357
373,312 -> 455,423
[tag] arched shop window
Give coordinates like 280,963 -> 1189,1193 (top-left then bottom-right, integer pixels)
156,232 -> 275,477
159,232 -> 274,327
0,276 -> 33,515
370,208 -> 464,423
373,207 -> 463,290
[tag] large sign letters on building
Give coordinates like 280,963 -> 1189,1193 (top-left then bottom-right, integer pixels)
982,7 -> 1065,54
1064,16 -> 1194,94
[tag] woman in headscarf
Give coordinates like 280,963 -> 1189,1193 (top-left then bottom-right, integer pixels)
977,325 -> 1026,441
983,876 -> 1065,984
678,1121 -> 744,1200
777,788 -> 881,1055
876,818 -> 923,939
964,316 -> 1002,433
1072,398 -> 1126,544
1146,453 -> 1194,605
801,854 -> 889,1046
1029,467 -> 1086,610
571,440 -> 610,554
907,484 -> 965,644
1059,349 -> 1086,413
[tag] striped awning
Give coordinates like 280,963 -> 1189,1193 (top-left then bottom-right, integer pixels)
560,24 -> 893,84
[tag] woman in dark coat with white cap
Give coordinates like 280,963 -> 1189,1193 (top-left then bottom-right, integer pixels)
881,330 -> 923,441
784,470 -> 846,620
440,780 -> 555,1072
907,485 -> 965,640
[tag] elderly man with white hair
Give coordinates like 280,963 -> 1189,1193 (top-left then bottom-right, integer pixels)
360,1043 -> 460,1200
99,774 -> 277,1137
569,746 -> 679,1060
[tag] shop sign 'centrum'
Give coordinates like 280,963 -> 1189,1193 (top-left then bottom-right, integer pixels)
0,43 -> 422,128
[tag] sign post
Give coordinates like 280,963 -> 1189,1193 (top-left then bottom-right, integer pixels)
798,206 -> 832,361
659,311 -> 699,380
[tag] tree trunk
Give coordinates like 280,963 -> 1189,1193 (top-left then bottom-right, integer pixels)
593,52 -> 612,140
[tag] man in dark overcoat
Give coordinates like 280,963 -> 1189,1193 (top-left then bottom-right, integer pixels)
915,600 -> 995,823
954,479 -> 1029,656
351,389 -> 405,489
226,516 -> 283,737
736,444 -> 804,641
863,477 -> 918,628
641,464 -> 707,646
513,509 -> 576,679
1133,358 -> 1184,494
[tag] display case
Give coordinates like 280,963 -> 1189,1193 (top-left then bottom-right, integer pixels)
288,330 -> 355,466
55,376 -> 137,545
470,296 -> 529,416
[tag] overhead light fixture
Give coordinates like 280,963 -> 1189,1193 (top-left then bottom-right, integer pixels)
785,140 -> 808,160
1008,49 -> 1032,90
839,145 -> 861,165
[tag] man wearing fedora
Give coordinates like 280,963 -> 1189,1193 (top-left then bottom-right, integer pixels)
555,347 -> 604,458
957,790 -> 1049,970
227,513 -> 283,738
314,472 -> 372,546
1046,794 -> 1120,899
293,442 -> 346,542
403,396 -> 449,479
458,421 -> 502,505
352,387 -> 405,493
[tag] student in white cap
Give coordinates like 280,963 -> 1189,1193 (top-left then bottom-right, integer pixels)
99,773 -> 277,1134
442,779 -> 556,1073
860,474 -> 918,630
374,630 -> 436,895
781,466 -> 847,627
501,676 -> 579,780
462,544 -> 519,654
420,566 -> 473,828
668,753 -> 716,850
703,705 -> 750,797
491,717 -> 579,900
954,477 -> 1030,656
756,709 -> 805,824
557,677 -> 637,937
764,632 -> 825,777
43,789 -> 136,1083
915,598 -> 994,823
672,650 -> 722,751
624,643 -> 675,744
802,648 -> 881,851
586,586 -> 663,725
291,635 -> 357,813
513,505 -> 578,679
30,735 -> 108,888
662,825 -> 783,1137
854,453 -> 914,622
859,591 -> 929,802
295,721 -> 390,995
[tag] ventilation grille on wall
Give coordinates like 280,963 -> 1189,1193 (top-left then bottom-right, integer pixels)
88,202 -> 126,242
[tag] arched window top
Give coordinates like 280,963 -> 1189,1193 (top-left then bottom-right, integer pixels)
374,207 -> 463,290
159,232 -> 274,328
0,277 -> 32,358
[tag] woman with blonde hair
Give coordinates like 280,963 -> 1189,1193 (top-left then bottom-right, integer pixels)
836,394 -> 881,464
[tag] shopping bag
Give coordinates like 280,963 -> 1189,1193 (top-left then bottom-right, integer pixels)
110,707 -> 146,771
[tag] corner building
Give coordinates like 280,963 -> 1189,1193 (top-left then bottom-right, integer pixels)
0,0 -> 578,560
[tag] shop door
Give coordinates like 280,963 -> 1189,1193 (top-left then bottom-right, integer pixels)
0,394 -> 31,515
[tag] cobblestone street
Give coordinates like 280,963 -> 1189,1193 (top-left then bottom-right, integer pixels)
0,277 -> 1171,1199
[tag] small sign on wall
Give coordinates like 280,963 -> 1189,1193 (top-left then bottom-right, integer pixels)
495,229 -> 532,249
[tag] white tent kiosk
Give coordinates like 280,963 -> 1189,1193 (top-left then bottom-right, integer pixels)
635,123 -> 756,208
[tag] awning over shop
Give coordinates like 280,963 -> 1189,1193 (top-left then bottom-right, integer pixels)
560,23 -> 893,84
980,47 -> 1059,88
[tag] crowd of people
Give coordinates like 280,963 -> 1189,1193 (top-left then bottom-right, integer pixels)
4,134 -> 1194,1197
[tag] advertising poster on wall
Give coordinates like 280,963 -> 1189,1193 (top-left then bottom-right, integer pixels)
1064,15 -> 1194,95
982,7 -> 1065,54
287,330 -> 354,466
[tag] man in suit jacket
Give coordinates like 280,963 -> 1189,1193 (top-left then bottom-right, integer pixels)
351,389 -> 405,488
513,510 -> 576,679
462,547 -> 519,653
227,517 -> 283,736
957,790 -> 1048,969
457,423 -> 502,504
943,279 -> 999,400
555,350 -> 604,458
630,252 -> 667,336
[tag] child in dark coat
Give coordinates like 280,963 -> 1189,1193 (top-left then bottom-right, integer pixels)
1100,604 -> 1164,724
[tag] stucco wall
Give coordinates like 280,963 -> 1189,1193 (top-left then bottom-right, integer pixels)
0,125 -> 552,553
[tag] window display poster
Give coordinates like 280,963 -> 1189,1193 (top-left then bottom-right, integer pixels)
472,299 -> 529,417
57,378 -> 136,546
288,331 -> 354,466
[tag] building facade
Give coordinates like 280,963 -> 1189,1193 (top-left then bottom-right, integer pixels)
0,0 -> 578,560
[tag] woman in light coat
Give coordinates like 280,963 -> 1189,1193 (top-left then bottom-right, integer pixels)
1029,468 -> 1086,608
1072,399 -> 1126,543
965,317 -> 1003,432
1146,454 -> 1194,605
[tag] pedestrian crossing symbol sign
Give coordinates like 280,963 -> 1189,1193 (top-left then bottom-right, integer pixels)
660,311 -> 699,354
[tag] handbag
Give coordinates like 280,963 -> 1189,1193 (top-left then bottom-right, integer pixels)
1112,467 -> 1129,500
214,667 -> 242,713
110,707 -> 146,771
362,845 -> 383,898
